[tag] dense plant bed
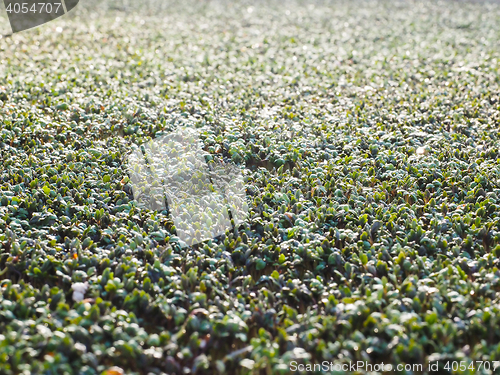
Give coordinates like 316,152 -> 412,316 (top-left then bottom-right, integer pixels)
0,0 -> 500,374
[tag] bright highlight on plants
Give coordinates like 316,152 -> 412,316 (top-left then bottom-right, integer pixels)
127,127 -> 248,247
